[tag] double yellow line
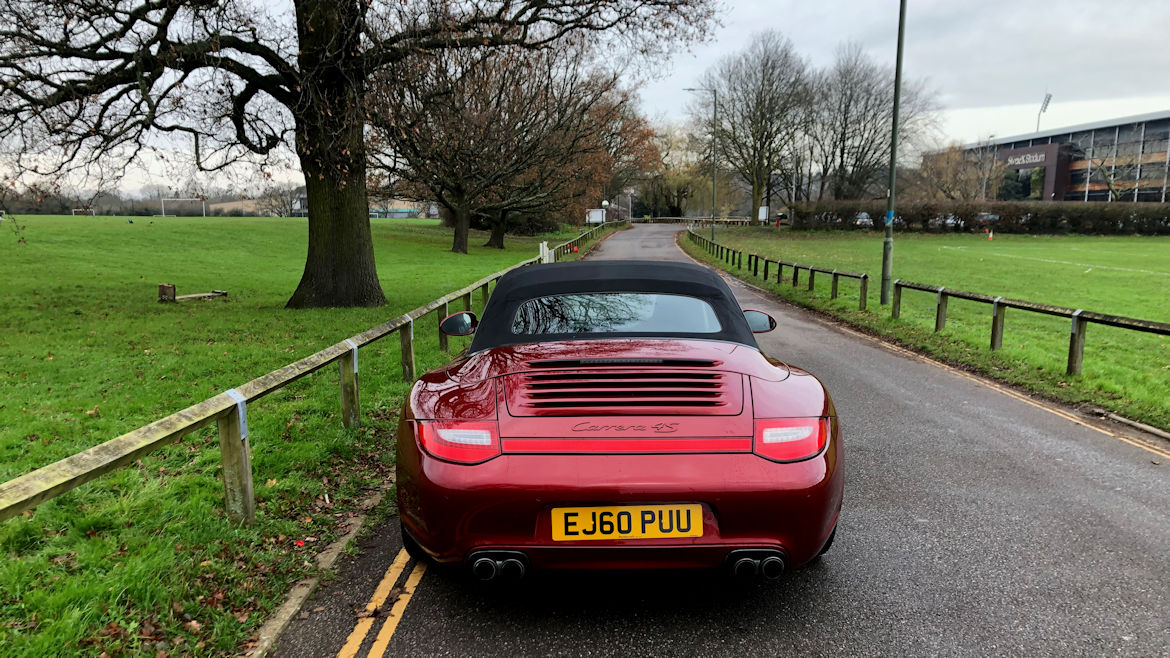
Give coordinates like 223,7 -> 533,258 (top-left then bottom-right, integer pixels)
337,549 -> 427,658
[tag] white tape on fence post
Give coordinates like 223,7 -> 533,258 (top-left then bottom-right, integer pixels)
224,388 -> 248,440
344,338 -> 359,374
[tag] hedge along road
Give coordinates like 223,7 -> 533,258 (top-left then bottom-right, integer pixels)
273,223 -> 1170,658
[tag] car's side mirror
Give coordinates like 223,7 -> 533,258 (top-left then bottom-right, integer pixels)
743,309 -> 777,333
440,311 -> 478,336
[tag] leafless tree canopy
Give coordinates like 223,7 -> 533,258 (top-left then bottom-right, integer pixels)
0,0 -> 716,307
691,31 -> 809,215
368,43 -> 643,252
689,37 -> 937,209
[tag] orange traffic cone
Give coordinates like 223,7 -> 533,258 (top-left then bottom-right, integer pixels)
988,230 -> 994,241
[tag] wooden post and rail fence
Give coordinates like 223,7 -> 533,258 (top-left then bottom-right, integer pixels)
0,221 -> 626,526
687,230 -> 869,311
890,280 -> 1170,376
686,228 -> 1169,377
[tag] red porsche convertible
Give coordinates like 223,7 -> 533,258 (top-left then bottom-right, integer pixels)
396,261 -> 842,581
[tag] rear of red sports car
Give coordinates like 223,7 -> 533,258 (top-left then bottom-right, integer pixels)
396,261 -> 842,580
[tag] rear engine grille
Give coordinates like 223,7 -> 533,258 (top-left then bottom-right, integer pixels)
506,369 -> 742,416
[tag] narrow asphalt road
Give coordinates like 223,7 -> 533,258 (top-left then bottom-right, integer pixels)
274,224 -> 1170,657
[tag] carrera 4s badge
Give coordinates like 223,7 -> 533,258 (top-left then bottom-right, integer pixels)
570,422 -> 680,434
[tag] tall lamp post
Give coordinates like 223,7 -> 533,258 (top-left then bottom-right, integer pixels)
881,0 -> 907,305
684,86 -> 718,241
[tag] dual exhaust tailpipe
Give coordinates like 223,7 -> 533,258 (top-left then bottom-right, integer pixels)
469,551 -> 529,582
727,549 -> 787,581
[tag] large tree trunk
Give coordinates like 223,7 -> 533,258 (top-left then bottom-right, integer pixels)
451,203 -> 471,254
286,156 -> 385,308
483,210 -> 508,249
286,0 -> 385,308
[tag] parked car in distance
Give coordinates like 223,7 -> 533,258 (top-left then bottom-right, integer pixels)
852,212 -> 873,229
397,261 -> 843,583
928,214 -> 964,231
975,212 -> 1000,227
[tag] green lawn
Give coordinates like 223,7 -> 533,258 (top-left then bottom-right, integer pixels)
0,215 -> 588,656
681,228 -> 1170,430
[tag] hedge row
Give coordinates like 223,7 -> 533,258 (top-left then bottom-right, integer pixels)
790,201 -> 1170,235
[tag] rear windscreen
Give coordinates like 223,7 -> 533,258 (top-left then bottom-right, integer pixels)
511,293 -> 722,335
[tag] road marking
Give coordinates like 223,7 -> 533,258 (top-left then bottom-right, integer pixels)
367,560 -> 428,658
675,235 -> 1170,462
337,549 -> 411,658
977,252 -> 1170,276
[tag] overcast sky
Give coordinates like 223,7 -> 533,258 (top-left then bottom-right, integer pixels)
638,0 -> 1170,144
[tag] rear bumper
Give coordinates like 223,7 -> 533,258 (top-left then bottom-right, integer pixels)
396,429 -> 843,569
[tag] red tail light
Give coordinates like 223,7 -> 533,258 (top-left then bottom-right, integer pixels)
415,420 -> 501,464
753,418 -> 830,462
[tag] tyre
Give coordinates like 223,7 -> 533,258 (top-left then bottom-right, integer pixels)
816,526 -> 836,557
400,521 -> 427,562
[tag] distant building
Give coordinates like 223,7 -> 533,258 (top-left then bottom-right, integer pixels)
961,110 -> 1170,202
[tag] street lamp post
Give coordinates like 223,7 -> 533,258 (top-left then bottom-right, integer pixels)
880,0 -> 907,305
684,86 -> 718,241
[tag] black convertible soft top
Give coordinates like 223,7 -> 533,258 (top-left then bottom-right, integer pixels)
468,260 -> 758,352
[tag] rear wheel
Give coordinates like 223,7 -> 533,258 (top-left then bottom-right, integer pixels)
400,521 -> 427,562
816,527 -> 836,557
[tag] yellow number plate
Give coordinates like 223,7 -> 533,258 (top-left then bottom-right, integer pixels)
551,504 -> 703,541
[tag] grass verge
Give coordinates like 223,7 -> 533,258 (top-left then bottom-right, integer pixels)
0,215 -> 592,656
679,227 -> 1170,431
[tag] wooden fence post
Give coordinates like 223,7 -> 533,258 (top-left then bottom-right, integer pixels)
438,301 -> 450,352
462,292 -> 472,312
807,269 -> 816,292
831,271 -> 839,299
792,266 -> 800,288
217,392 -> 255,525
480,282 -> 490,311
737,251 -> 743,269
935,288 -> 949,332
891,280 -> 902,318
763,260 -> 770,281
859,275 -> 868,311
339,340 -> 360,428
990,296 -> 1005,350
400,320 -> 416,381
1067,310 -> 1086,375
753,256 -> 760,277
777,263 -> 784,284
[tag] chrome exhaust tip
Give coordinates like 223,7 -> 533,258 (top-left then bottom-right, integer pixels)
732,557 -> 760,579
500,558 -> 527,581
471,557 -> 499,581
760,556 -> 786,580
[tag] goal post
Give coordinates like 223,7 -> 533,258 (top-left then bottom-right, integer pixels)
71,208 -> 96,216
158,198 -> 207,217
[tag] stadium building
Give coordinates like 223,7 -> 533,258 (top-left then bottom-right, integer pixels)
964,110 -> 1170,202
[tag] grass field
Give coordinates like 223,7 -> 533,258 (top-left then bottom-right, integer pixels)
680,228 -> 1170,430
0,215 -> 588,655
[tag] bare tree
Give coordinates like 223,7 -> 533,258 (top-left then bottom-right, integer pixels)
691,31 -> 810,215
1088,141 -> 1143,202
0,0 -> 715,307
807,44 -> 936,200
258,184 -> 301,217
638,124 -> 704,216
369,44 -> 624,253
912,139 -> 1006,201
